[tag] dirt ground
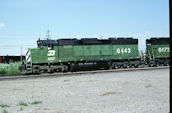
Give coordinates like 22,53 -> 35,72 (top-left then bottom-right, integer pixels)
0,68 -> 169,113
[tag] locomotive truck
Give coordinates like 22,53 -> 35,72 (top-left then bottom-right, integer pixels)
21,38 -> 141,74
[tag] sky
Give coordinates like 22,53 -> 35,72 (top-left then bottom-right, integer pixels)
0,0 -> 169,55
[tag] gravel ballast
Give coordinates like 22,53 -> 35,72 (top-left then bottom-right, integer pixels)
0,68 -> 169,113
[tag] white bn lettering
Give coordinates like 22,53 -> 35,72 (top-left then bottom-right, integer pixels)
47,50 -> 55,56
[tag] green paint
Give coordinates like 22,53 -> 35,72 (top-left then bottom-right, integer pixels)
28,44 -> 139,64
146,44 -> 169,58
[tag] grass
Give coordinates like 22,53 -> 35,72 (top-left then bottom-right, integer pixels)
17,101 -> 28,106
0,104 -> 10,108
0,101 -> 42,112
19,107 -> 23,111
2,109 -> 8,113
17,100 -> 42,107
0,62 -> 21,74
30,100 -> 42,105
17,107 -> 24,112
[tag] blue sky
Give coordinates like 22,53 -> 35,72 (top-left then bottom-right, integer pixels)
0,0 -> 169,55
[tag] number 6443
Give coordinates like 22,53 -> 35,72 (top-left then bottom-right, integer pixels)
116,48 -> 131,54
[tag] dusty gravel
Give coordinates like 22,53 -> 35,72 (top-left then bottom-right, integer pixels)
0,68 -> 169,113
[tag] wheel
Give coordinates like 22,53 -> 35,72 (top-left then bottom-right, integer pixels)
134,64 -> 139,68
109,65 -> 113,70
62,66 -> 68,72
47,70 -> 52,73
117,65 -> 121,68
129,65 -> 133,68
153,62 -> 157,67
122,64 -> 127,68
163,62 -> 168,66
69,64 -> 76,72
148,62 -> 154,67
111,63 -> 117,69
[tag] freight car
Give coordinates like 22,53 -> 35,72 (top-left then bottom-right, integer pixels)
145,37 -> 170,66
21,38 -> 141,74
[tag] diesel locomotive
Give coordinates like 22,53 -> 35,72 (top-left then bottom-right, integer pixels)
20,37 -> 169,74
145,38 -> 169,66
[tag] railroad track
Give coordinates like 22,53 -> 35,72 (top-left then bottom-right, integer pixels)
0,66 -> 169,81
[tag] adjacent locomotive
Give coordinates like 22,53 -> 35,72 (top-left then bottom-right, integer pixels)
21,38 -> 140,74
145,37 -> 170,66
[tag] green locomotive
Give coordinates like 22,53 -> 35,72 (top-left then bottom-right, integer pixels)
145,37 -> 170,66
21,38 -> 140,74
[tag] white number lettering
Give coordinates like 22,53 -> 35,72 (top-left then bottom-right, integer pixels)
116,48 -> 131,54
128,48 -> 131,53
117,48 -> 120,53
124,48 -> 127,53
158,47 -> 169,53
121,48 -> 124,53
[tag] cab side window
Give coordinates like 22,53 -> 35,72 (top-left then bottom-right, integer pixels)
48,44 -> 54,50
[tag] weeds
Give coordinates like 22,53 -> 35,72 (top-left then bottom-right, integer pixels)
0,68 -> 5,74
2,109 -> 8,113
0,104 -> 10,108
0,62 -> 21,74
17,107 -> 24,112
20,107 -> 24,111
31,100 -> 42,105
18,101 -> 28,106
17,100 -> 42,107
